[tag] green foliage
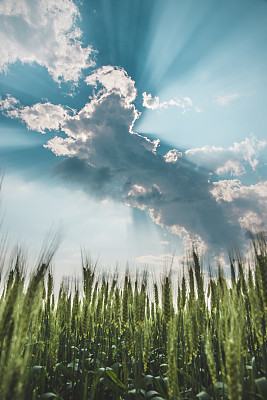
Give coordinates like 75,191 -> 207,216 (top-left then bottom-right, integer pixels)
0,237 -> 267,399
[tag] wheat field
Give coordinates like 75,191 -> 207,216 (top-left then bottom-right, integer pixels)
0,234 -> 266,400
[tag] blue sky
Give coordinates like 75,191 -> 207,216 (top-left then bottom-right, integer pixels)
0,0 -> 267,277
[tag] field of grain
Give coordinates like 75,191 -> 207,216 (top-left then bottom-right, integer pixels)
0,235 -> 266,399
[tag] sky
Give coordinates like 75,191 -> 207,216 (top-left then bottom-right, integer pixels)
0,0 -> 267,279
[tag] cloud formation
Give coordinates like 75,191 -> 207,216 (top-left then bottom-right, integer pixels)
0,0 -> 95,82
0,95 -> 71,133
1,65 -> 266,253
86,66 -> 137,105
142,92 -> 201,113
185,136 -> 266,177
210,179 -> 267,236
211,179 -> 267,203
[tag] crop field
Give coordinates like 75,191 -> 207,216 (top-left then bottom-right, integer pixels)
0,236 -> 266,400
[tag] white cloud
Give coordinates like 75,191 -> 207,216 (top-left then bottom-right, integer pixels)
45,136 -> 77,156
186,144 -> 224,157
210,179 -> 267,235
86,66 -> 137,104
239,211 -> 264,234
0,0 -> 95,82
150,217 -> 208,256
125,184 -> 149,211
185,135 -> 266,176
229,136 -> 266,170
43,66 -> 159,162
0,95 -> 70,133
215,160 -> 245,176
210,179 -> 267,203
142,92 -> 197,114
0,94 -> 20,110
164,149 -> 182,163
180,230 -> 208,256
214,93 -> 239,106
210,179 -> 244,203
142,92 -> 161,110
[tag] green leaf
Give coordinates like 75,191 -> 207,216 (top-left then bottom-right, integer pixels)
143,375 -> 154,388
39,393 -> 57,399
176,368 -> 194,383
96,367 -> 106,377
144,375 -> 154,381
196,391 -> 212,400
55,363 -> 73,380
111,362 -> 122,371
128,389 -> 138,394
129,389 -> 146,397
67,362 -> 79,371
215,382 -> 228,394
32,365 -> 44,372
65,382 -> 72,391
149,398 -> 166,400
102,377 -> 123,394
146,391 -> 165,400
153,377 -> 167,398
105,368 -> 126,389
146,390 -> 161,399
255,377 -> 267,399
30,365 -> 45,377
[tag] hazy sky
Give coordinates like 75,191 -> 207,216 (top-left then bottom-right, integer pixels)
0,0 -> 267,278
